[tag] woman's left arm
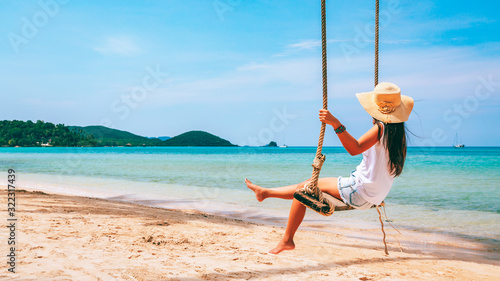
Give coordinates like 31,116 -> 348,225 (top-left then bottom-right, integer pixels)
319,109 -> 379,156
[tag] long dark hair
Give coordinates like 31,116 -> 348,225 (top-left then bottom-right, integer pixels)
375,118 -> 407,177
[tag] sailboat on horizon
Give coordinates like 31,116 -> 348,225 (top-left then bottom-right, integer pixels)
280,134 -> 288,148
453,133 -> 465,148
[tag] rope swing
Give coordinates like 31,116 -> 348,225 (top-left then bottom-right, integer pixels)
294,0 -> 384,215
293,0 -> 391,255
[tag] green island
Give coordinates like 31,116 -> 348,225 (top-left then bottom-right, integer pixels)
264,141 -> 278,147
162,131 -> 236,147
0,120 -> 237,147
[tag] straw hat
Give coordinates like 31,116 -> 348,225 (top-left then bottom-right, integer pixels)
356,82 -> 414,123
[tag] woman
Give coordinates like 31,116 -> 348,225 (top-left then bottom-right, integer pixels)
246,82 -> 414,254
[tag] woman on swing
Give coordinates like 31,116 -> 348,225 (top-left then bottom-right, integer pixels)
246,82 -> 414,254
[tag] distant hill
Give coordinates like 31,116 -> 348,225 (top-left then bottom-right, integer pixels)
0,120 -> 236,147
70,126 -> 163,146
156,136 -> 171,141
162,131 -> 237,147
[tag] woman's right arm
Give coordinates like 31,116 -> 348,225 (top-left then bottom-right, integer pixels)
319,109 -> 379,156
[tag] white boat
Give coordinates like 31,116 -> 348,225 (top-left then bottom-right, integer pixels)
453,133 -> 465,148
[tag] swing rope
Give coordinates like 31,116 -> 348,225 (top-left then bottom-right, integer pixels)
294,0 -> 354,216
303,0 -> 328,202
294,0 -> 348,216
373,0 -> 390,255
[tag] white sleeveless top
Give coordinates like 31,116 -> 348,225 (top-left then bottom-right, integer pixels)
352,125 -> 394,205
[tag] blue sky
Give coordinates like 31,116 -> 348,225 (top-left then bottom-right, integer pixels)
1,0 -> 499,146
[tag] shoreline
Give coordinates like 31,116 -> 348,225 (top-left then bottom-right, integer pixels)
1,188 -> 499,280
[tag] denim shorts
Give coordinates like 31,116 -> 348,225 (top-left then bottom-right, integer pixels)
337,172 -> 374,210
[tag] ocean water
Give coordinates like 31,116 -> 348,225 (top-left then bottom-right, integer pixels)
1,146 -> 499,243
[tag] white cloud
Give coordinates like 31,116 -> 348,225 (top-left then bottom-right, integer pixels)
145,57 -> 321,106
141,43 -> 500,110
93,36 -> 142,56
236,62 -> 271,71
275,38 -> 418,57
273,40 -> 319,57
288,40 -> 322,51
386,9 -> 496,42
432,15 -> 495,31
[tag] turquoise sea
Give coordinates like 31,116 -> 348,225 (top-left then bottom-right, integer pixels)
1,146 -> 499,245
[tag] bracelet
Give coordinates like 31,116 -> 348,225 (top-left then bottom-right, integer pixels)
335,125 -> 346,134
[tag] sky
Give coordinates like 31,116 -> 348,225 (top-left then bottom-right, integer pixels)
1,0 -> 499,146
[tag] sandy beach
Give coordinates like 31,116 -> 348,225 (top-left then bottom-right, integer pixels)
1,188 -> 499,281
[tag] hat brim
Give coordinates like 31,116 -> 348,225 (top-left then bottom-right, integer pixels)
356,91 -> 414,123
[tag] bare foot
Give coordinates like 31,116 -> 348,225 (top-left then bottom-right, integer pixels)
269,240 -> 295,254
245,178 -> 267,202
